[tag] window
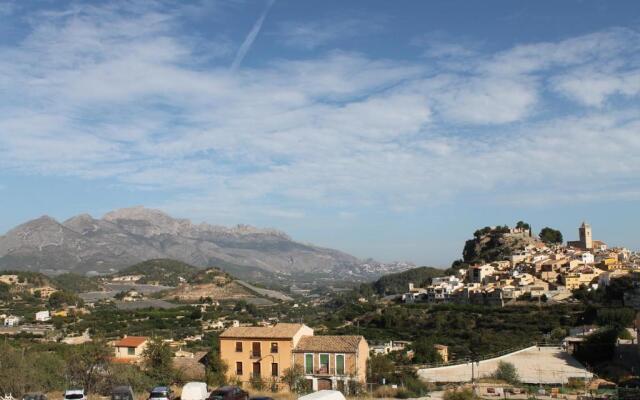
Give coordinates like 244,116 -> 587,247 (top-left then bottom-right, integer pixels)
236,361 -> 243,375
336,354 -> 345,375
319,353 -> 329,374
271,362 -> 278,377
252,342 -> 261,357
252,362 -> 261,377
305,353 -> 313,374
270,342 -> 278,353
235,342 -> 243,352
127,347 -> 135,356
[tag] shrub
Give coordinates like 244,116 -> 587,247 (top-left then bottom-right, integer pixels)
491,361 -> 519,384
443,388 -> 477,400
249,375 -> 265,390
372,385 -> 397,398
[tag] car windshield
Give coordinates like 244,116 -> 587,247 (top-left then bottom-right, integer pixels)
113,394 -> 131,400
65,395 -> 84,399
208,395 -> 224,400
150,392 -> 168,398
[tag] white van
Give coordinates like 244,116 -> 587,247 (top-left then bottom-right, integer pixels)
181,382 -> 209,400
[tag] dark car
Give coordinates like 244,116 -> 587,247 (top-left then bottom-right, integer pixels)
23,393 -> 47,400
149,386 -> 175,400
208,386 -> 248,400
112,386 -> 135,400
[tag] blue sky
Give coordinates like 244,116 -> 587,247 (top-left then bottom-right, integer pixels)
1,0 -> 640,266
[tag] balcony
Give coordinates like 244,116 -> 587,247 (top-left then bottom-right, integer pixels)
312,367 -> 346,376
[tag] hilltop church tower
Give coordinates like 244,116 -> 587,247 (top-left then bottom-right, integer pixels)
579,222 -> 593,250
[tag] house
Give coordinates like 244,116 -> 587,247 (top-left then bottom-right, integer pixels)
112,336 -> 149,363
3,315 -> 21,327
292,335 -> 368,392
35,310 -> 51,322
434,344 -> 449,363
30,286 -> 58,299
219,323 -> 313,387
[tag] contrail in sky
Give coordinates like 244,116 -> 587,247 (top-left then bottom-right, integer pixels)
231,0 -> 275,71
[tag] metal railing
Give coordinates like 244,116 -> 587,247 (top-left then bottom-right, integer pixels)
416,342 -> 563,369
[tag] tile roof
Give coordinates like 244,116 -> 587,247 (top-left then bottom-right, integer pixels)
219,323 -> 306,339
293,335 -> 364,353
113,336 -> 149,347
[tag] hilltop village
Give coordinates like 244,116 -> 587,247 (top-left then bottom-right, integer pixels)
401,222 -> 639,307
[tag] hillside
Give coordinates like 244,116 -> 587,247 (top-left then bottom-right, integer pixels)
0,207 -> 409,281
114,259 -> 225,287
462,225 -> 539,264
371,266 -> 446,295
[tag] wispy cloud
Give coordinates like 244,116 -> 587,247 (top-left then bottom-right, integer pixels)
231,0 -> 275,70
277,15 -> 384,50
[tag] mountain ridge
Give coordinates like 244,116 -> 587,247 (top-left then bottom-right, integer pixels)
0,206 -> 412,280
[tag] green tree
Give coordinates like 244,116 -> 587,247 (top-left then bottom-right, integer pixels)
65,340 -> 112,393
539,227 -> 563,244
142,337 -> 175,384
48,291 -> 83,309
492,361 -> 519,384
367,354 -> 396,384
282,364 -> 309,394
205,351 -> 228,387
411,338 -> 444,364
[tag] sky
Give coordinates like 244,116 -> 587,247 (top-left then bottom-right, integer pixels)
1,0 -> 640,267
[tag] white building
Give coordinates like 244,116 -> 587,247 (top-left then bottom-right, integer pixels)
3,315 -> 21,327
581,252 -> 595,264
35,310 -> 51,322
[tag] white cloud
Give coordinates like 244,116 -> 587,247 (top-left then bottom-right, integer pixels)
0,2 -> 639,221
277,16 -> 383,50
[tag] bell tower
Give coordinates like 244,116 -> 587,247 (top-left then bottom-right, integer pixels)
579,222 -> 592,250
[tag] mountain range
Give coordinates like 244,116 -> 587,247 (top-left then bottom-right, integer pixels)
0,206 -> 412,281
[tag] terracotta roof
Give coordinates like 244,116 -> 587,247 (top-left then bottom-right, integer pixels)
219,323 -> 307,339
113,336 -> 149,347
293,335 -> 364,353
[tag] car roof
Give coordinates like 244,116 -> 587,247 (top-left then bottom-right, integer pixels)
65,390 -> 84,394
151,387 -> 171,392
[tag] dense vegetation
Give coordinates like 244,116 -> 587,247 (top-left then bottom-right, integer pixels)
53,273 -> 101,292
368,266 -> 446,295
313,293 -> 583,360
116,259 -> 202,286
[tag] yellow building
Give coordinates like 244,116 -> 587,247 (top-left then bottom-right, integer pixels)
220,323 -> 313,386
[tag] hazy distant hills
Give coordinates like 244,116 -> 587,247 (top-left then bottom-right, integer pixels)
0,206 -> 412,280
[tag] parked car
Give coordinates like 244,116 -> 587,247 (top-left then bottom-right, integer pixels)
208,386 -> 248,400
149,387 -> 175,400
64,389 -> 87,400
181,382 -> 208,400
22,393 -> 47,400
112,386 -> 135,400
